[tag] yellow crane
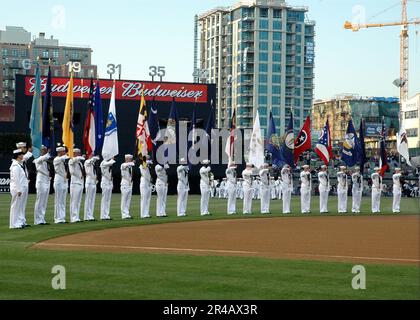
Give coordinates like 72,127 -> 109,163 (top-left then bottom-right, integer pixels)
344,0 -> 420,102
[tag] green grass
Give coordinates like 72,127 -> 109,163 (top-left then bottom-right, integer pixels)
0,193 -> 419,300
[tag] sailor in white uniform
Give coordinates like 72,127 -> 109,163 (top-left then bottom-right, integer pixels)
16,142 -> 32,227
120,154 -> 135,219
100,157 -> 116,220
281,165 -> 293,214
140,157 -> 153,219
9,149 -> 28,229
351,167 -> 363,213
259,163 -> 271,214
84,154 -> 100,221
33,146 -> 51,225
337,166 -> 348,213
68,148 -> 85,223
53,147 -> 69,223
392,168 -> 403,213
300,165 -> 312,214
318,165 -> 330,213
225,162 -> 237,215
177,159 -> 189,217
371,167 -> 382,214
242,163 -> 254,214
199,160 -> 212,216
155,162 -> 170,217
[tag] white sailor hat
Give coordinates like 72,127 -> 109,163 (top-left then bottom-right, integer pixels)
395,167 -> 402,171
303,165 -> 310,169
340,166 -> 347,169
374,167 -> 380,171
73,148 -> 81,153
41,145 -> 47,150
263,163 -> 269,167
354,166 -> 360,170
180,158 -> 186,163
283,164 -> 290,168
125,154 -> 133,159
202,159 -> 210,165
56,147 -> 65,152
321,165 -> 327,169
246,163 -> 253,167
16,142 -> 26,148
13,149 -> 24,155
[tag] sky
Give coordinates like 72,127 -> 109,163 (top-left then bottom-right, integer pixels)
1,0 -> 420,100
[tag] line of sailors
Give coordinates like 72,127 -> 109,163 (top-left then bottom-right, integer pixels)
9,142 -> 404,229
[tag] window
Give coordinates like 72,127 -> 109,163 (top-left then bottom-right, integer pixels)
260,8 -> 268,18
273,21 -> 282,30
20,50 -> 28,58
259,95 -> 267,104
259,74 -> 267,83
259,19 -> 269,29
1,48 -> 7,57
12,49 -> 18,57
273,42 -> 281,51
259,85 -> 267,94
272,86 -> 281,94
259,42 -> 268,50
296,34 -> 302,42
272,75 -> 281,83
295,99 -> 301,107
273,53 -> 281,62
259,52 -> 268,61
273,32 -> 281,41
259,31 -> 269,40
42,50 -> 49,58
53,50 -> 59,58
295,88 -> 301,96
405,110 -> 418,119
272,96 -> 281,105
407,128 -> 418,137
259,63 -> 268,72
273,9 -> 282,19
272,64 -> 281,73
296,24 -> 302,33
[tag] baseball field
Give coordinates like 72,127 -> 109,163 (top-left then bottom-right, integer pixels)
0,194 -> 419,300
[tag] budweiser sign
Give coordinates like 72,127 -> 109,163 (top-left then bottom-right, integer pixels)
25,77 -> 208,103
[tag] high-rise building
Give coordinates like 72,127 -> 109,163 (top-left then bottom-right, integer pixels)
0,26 -> 97,122
198,0 -> 315,133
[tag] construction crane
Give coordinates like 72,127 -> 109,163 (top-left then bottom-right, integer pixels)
344,0 -> 420,102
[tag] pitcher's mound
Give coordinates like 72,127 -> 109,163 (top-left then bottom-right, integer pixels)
33,215 -> 420,265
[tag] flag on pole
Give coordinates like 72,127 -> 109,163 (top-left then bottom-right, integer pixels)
191,103 -> 197,148
379,117 -> 389,177
315,119 -> 333,166
358,119 -> 366,173
248,110 -> 265,168
62,72 -> 74,158
225,108 -> 236,162
136,91 -> 152,166
341,119 -> 361,167
148,98 -> 161,146
294,116 -> 311,164
266,112 -> 282,167
94,80 -> 104,155
164,98 -> 179,159
278,112 -> 294,167
29,63 -> 43,158
83,79 -> 95,158
397,121 -> 412,167
42,66 -> 55,156
205,99 -> 215,140
101,84 -> 119,160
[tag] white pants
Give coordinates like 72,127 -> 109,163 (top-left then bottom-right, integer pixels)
20,186 -> 29,226
100,184 -> 113,220
337,189 -> 348,213
227,184 -> 236,214
372,189 -> 381,213
69,183 -> 83,223
121,185 -> 133,219
393,187 -> 401,213
10,191 -> 24,229
84,184 -> 96,220
319,188 -> 329,213
260,187 -> 270,214
300,187 -> 311,213
54,181 -> 67,223
177,186 -> 188,216
243,186 -> 253,214
352,189 -> 362,213
282,187 -> 292,214
34,183 -> 50,225
156,183 -> 168,217
200,184 -> 211,215
140,182 -> 152,218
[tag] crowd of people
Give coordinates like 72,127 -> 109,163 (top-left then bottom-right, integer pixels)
8,142 -> 415,229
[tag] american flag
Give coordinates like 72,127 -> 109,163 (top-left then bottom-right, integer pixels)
315,119 -> 332,166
